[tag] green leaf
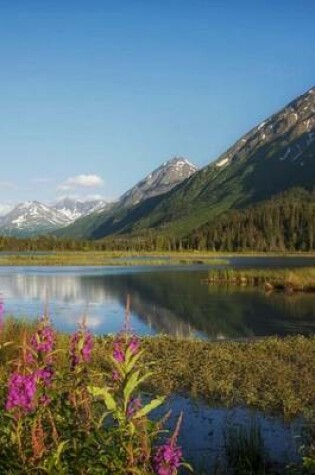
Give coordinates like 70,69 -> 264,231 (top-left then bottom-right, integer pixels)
88,386 -> 117,412
55,440 -> 69,464
181,462 -> 194,472
123,370 -> 140,405
133,397 -> 164,419
109,356 -> 126,378
125,349 -> 144,374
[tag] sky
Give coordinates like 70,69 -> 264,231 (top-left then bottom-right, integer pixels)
0,0 -> 314,214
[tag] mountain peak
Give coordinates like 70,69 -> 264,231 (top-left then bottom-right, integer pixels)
212,85 -> 315,170
163,156 -> 197,168
119,156 -> 198,208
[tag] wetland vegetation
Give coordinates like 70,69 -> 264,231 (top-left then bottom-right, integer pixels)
0,317 -> 314,473
0,250 -> 228,267
206,267 -> 315,292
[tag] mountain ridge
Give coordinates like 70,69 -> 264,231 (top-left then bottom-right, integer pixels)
72,85 -> 315,240
0,198 -> 109,237
1,86 -> 314,240
55,157 -> 198,239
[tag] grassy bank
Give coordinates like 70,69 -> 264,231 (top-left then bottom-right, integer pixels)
0,250 -> 230,266
2,249 -> 315,266
205,267 -> 315,292
2,318 -> 314,418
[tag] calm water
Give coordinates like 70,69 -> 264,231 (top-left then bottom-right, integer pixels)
0,257 -> 315,338
153,396 -> 302,472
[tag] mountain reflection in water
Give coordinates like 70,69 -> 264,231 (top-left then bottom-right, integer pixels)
0,265 -> 314,339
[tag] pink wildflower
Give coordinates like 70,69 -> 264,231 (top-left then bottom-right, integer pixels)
112,334 -> 140,363
153,442 -> 183,475
69,326 -> 94,370
5,372 -> 37,413
113,340 -> 125,363
126,396 -> 142,419
129,335 -> 140,355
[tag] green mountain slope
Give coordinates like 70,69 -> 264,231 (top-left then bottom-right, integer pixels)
59,86 -> 315,240
187,187 -> 315,251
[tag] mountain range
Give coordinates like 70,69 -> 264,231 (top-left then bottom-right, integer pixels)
57,85 -> 315,240
0,199 -> 108,237
1,86 -> 314,240
0,157 -> 197,237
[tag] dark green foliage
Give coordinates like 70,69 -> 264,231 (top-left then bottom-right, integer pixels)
188,188 -> 315,252
0,235 -> 106,252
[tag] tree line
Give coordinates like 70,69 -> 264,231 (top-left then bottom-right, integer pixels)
187,188 -> 315,252
1,188 -> 315,252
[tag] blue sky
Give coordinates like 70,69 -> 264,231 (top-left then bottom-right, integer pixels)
0,0 -> 314,213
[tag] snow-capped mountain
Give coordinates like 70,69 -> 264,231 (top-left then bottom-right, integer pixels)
0,201 -> 70,236
119,157 -> 198,208
55,157 -> 198,239
0,198 -> 108,236
0,158 -> 197,238
54,198 -> 108,221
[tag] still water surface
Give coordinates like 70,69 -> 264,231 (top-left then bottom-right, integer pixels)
1,257 -> 315,338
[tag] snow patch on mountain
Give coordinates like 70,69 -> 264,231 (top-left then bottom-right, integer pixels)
215,158 -> 229,168
0,198 -> 109,236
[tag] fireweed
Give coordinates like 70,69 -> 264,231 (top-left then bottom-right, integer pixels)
153,413 -> 184,475
69,322 -> 94,370
5,371 -> 37,413
0,315 -> 190,474
88,331 -> 190,474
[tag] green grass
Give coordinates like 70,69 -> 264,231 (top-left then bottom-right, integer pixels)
206,267 -> 315,292
0,250 -> 229,266
2,248 -> 315,266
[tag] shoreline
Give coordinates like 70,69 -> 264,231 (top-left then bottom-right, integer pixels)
1,250 -> 315,266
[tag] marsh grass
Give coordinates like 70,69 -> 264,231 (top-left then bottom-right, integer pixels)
1,321 -> 314,418
0,250 -> 228,266
206,268 -> 315,292
224,420 -> 268,474
1,318 -> 314,473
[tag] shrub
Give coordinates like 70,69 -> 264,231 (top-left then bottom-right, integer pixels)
0,313 -> 191,474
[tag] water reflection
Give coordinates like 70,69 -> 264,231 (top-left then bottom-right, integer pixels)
0,265 -> 314,338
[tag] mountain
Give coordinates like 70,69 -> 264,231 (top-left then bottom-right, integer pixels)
54,198 -> 108,221
60,85 -> 315,240
118,157 -> 198,208
56,157 -> 198,238
0,202 -> 70,236
0,198 -> 108,237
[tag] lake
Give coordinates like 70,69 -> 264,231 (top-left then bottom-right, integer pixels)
1,256 -> 315,338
